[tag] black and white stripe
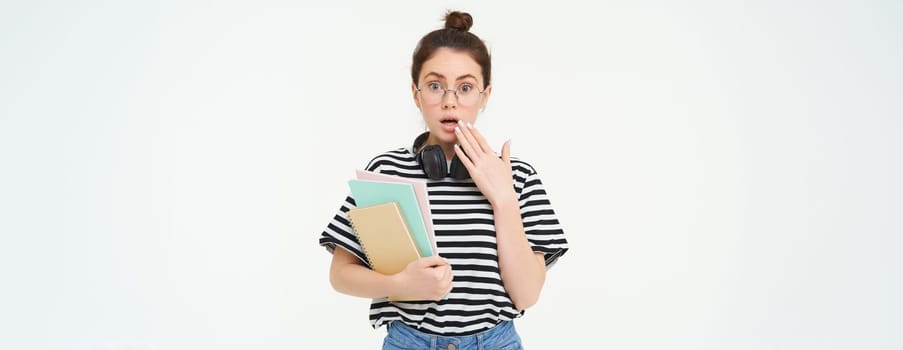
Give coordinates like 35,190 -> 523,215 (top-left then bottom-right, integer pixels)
319,146 -> 569,336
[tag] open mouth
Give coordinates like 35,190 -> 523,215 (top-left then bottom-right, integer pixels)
441,117 -> 459,125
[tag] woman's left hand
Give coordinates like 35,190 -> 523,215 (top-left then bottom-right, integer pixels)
453,121 -> 518,207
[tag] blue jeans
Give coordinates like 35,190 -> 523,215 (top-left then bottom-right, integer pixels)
382,320 -> 524,350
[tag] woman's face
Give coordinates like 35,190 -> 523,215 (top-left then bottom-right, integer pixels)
412,47 -> 491,147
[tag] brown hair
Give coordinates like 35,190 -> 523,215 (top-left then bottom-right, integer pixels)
411,10 -> 492,89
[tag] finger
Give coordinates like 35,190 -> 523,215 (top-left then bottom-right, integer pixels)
453,144 -> 475,170
437,264 -> 453,281
444,279 -> 454,295
457,121 -> 484,157
454,125 -> 480,162
437,265 -> 452,282
434,267 -> 445,280
466,123 -> 494,156
445,266 -> 454,282
421,255 -> 447,267
501,139 -> 511,164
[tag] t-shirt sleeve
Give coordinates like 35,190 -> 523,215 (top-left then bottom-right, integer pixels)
517,168 -> 569,269
318,154 -> 393,266
318,195 -> 370,266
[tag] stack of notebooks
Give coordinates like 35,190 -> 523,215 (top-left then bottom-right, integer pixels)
347,170 -> 437,301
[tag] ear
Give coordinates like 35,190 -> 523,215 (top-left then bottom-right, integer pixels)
480,84 -> 492,111
412,82 -> 421,110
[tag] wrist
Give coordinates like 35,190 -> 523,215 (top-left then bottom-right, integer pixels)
490,191 -> 519,211
387,271 -> 407,297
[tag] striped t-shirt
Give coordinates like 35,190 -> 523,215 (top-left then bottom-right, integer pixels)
319,145 -> 569,336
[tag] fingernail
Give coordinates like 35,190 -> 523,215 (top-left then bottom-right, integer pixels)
467,122 -> 473,128
454,126 -> 460,133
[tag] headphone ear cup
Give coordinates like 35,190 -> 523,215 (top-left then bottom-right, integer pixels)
419,145 -> 448,180
448,156 -> 470,180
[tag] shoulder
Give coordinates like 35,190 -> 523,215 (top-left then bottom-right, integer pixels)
508,156 -> 543,189
509,156 -> 539,178
364,147 -> 418,173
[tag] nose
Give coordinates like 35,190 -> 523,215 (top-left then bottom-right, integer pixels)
441,90 -> 457,109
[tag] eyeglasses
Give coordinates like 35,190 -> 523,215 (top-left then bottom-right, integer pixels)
416,82 -> 486,107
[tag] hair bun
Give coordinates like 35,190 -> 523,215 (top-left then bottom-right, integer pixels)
444,11 -> 473,32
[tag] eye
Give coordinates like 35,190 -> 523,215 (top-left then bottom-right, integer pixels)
459,83 -> 474,93
427,82 -> 442,91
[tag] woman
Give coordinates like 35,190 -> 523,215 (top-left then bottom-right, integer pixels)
319,10 -> 569,349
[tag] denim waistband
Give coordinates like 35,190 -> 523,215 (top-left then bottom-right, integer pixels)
383,321 -> 522,350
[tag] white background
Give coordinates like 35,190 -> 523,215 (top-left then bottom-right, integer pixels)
1,1 -> 901,349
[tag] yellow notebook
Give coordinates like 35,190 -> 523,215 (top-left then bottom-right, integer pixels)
346,201 -> 421,301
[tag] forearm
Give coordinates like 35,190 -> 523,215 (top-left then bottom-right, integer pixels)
329,250 -> 400,299
493,197 -> 546,310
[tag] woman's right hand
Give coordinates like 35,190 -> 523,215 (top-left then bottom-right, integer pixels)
394,255 -> 453,301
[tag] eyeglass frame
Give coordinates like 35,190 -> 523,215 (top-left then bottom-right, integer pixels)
415,82 -> 487,105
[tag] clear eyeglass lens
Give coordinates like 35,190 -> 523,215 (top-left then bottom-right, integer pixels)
421,83 -> 481,106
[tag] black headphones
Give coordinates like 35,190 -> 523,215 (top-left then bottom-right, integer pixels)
412,132 -> 470,180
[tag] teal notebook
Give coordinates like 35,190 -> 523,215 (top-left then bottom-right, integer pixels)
348,179 -> 434,257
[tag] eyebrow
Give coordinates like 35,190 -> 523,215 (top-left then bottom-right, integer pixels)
423,72 -> 478,82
